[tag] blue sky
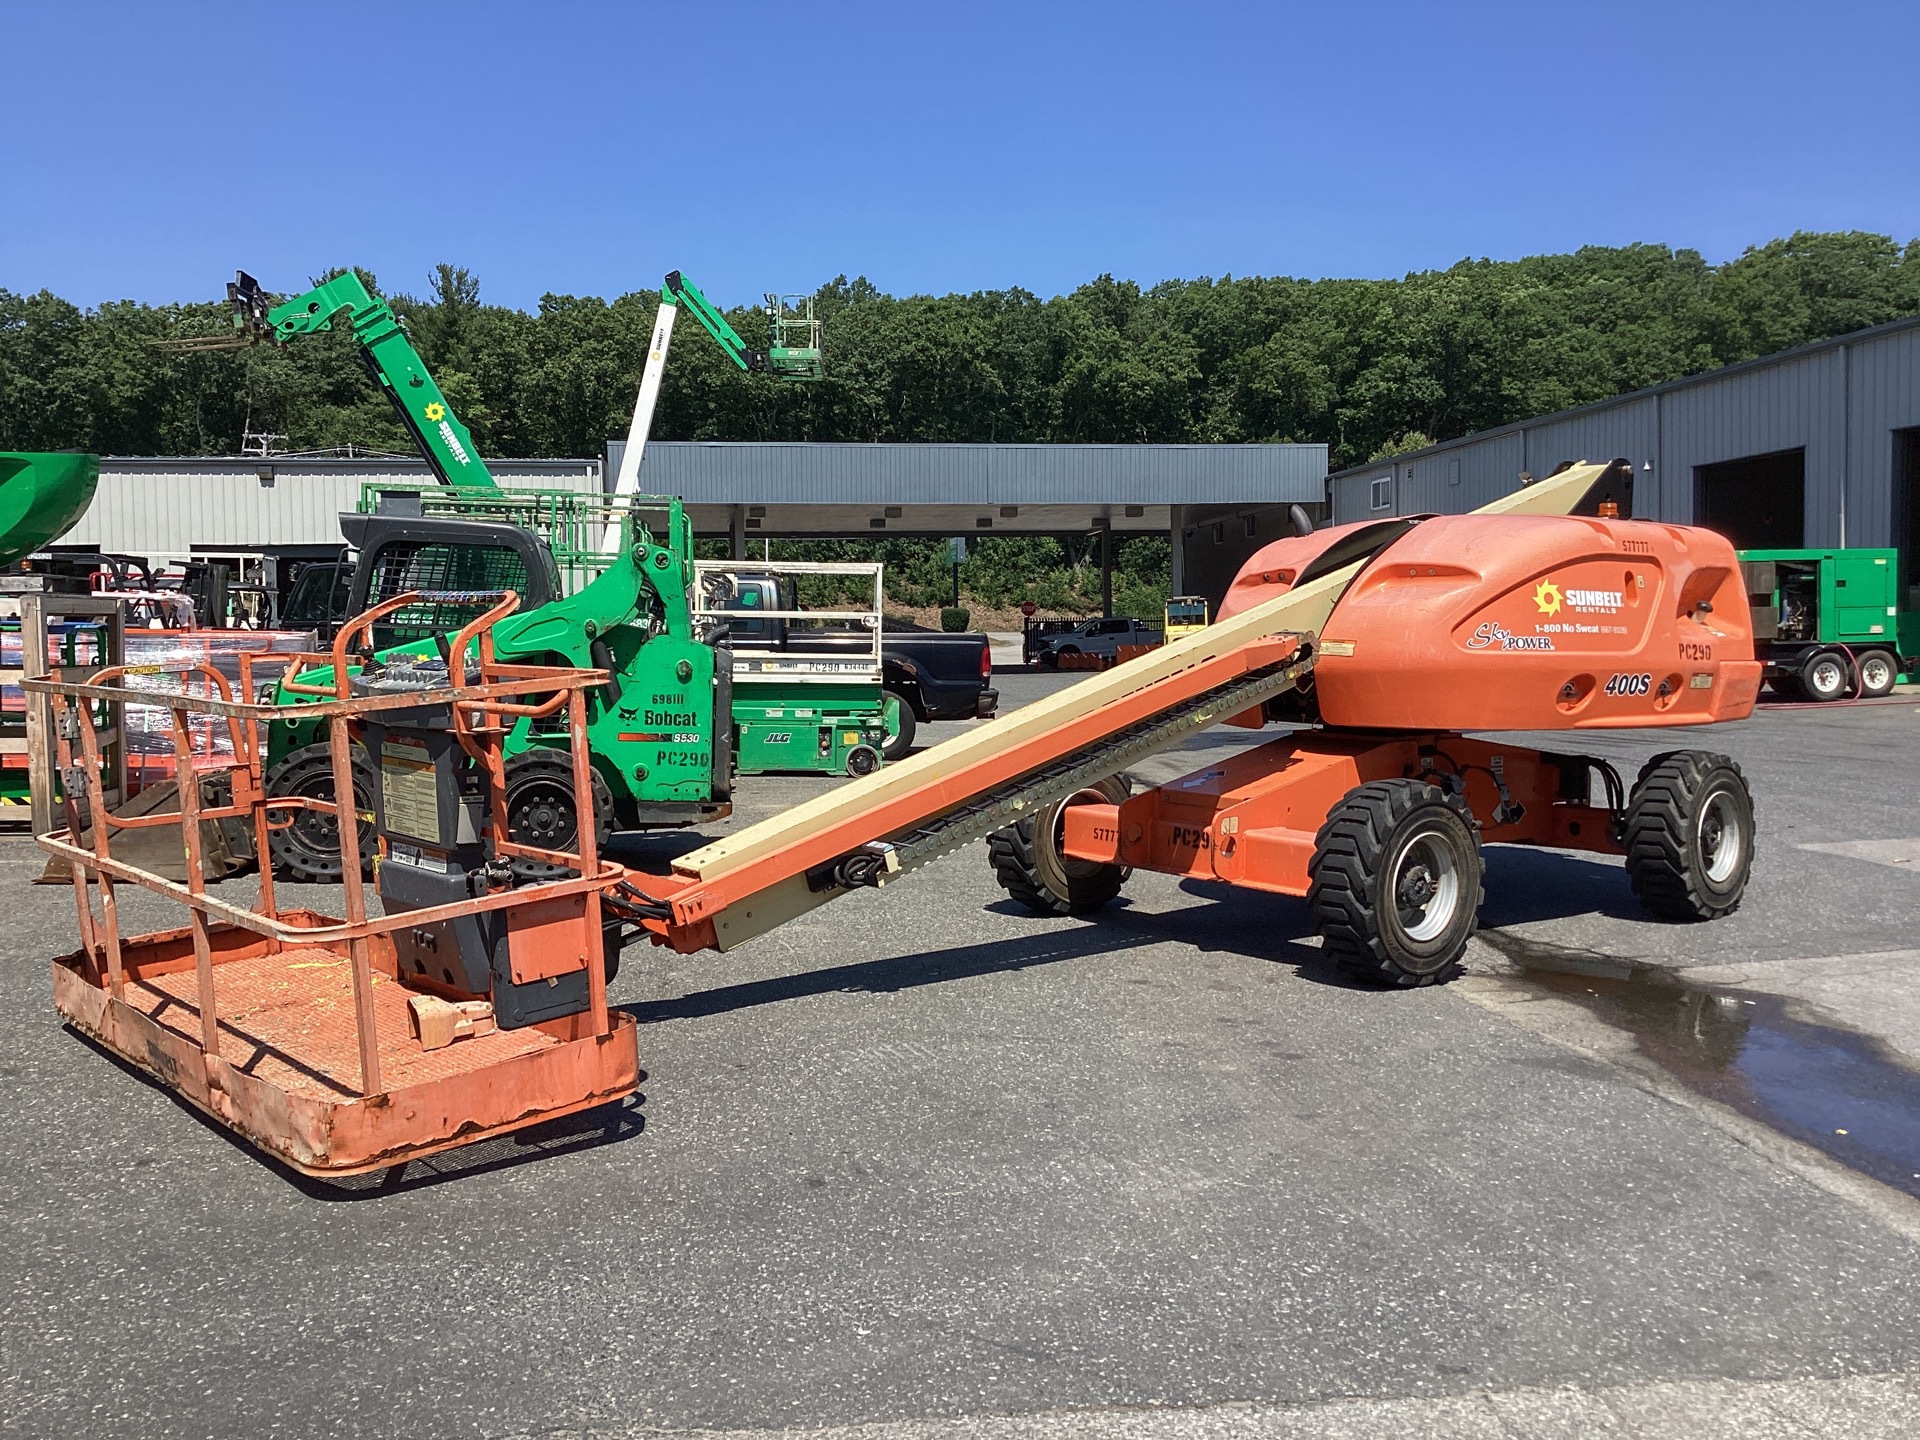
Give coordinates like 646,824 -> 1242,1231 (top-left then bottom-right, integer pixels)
6,0 -> 1917,311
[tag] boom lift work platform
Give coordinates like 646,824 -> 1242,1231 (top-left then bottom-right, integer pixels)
33,459 -> 1763,1171
32,591 -> 639,1175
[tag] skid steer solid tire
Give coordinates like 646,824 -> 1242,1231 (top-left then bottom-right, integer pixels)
1308,779 -> 1483,988
264,742 -> 377,884
1624,750 -> 1754,921
502,749 -> 616,881
988,774 -> 1131,916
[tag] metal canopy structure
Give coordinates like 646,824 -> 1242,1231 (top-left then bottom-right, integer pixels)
62,447 -> 1328,607
608,440 -> 1327,540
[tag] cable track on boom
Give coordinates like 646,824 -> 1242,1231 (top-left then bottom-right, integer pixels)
813,644 -> 1317,893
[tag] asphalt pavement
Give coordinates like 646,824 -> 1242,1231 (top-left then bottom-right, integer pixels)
3,669 -> 1919,1438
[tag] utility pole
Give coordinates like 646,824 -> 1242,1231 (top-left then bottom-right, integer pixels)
1097,519 -> 1113,618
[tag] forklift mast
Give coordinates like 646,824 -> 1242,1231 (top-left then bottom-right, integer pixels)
229,270 -> 498,492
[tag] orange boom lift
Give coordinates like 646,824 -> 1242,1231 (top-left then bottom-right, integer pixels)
615,459 -> 1760,988
32,461 -> 1760,1170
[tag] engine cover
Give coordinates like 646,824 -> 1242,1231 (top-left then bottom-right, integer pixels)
1220,514 -> 1762,732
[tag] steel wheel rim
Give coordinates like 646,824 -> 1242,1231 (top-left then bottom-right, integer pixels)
289,769 -> 364,852
1700,788 -> 1744,884
1392,830 -> 1461,943
1808,657 -> 1845,696
1050,787 -> 1116,882
509,777 -> 575,848
1861,655 -> 1892,690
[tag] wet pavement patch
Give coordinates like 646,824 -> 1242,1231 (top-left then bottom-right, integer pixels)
1481,930 -> 1920,1200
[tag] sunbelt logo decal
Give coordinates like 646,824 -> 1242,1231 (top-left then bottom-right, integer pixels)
1535,577 -> 1622,615
421,400 -> 471,466
1565,586 -> 1623,611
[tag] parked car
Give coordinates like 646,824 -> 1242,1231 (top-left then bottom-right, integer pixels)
1034,616 -> 1164,667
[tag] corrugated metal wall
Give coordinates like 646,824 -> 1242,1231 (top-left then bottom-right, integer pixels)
615,441 -> 1327,506
1847,327 -> 1920,547
1657,349 -> 1847,536
65,458 -> 601,555
1328,317 -> 1920,546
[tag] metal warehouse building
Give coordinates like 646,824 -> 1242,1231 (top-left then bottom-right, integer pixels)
1327,315 -> 1920,605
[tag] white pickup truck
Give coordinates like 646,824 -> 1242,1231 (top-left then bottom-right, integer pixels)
1035,616 -> 1164,667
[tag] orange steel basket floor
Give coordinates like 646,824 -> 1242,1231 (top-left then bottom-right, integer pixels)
54,929 -> 640,1178
129,946 -> 557,1101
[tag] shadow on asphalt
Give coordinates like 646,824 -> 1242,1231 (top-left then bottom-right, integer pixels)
622,920 -> 1160,1024
65,1027 -> 649,1202
1477,845 -> 1643,926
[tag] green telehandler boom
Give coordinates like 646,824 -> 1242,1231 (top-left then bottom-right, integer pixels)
229,270 -> 495,492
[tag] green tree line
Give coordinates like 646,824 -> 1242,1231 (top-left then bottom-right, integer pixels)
4,233 -> 1916,618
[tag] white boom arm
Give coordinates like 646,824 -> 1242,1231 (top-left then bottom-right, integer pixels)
599,297 -> 680,554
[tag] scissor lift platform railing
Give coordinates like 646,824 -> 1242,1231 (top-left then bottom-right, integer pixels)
29,592 -> 641,1176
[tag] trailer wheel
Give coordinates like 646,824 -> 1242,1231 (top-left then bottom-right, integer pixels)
1625,751 -> 1754,921
1309,780 -> 1483,987
988,774 -> 1131,916
880,690 -> 917,761
1857,649 -> 1898,699
1800,649 -> 1850,702
502,749 -> 615,881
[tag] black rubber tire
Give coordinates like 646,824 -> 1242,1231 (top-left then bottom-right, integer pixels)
845,743 -> 882,778
1800,649 -> 1850,702
1308,779 -> 1483,988
988,774 -> 1131,916
880,690 -> 917,762
502,748 -> 615,881
265,741 -> 376,884
1624,750 -> 1755,921
1857,649 -> 1899,699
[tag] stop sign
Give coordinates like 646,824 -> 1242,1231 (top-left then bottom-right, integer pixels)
1020,601 -> 1038,617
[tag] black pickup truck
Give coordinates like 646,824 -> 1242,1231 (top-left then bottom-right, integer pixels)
717,573 -> 999,759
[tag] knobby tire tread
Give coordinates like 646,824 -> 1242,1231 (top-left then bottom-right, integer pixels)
1624,750 -> 1752,921
1308,779 -> 1483,989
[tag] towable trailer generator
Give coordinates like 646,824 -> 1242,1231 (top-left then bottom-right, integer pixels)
1739,547 -> 1917,701
32,461 -> 1763,1172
